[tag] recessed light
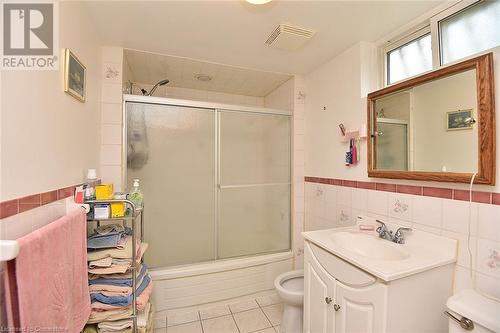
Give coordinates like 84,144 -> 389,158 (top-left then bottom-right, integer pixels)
245,0 -> 272,4
195,74 -> 213,82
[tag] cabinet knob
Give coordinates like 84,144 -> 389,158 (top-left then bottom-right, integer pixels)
333,304 -> 341,311
325,297 -> 332,304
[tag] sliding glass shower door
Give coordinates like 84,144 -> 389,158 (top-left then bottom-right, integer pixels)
126,102 -> 291,268
218,111 -> 290,258
127,103 -> 216,267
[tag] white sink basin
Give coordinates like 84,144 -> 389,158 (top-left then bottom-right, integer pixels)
329,232 -> 410,261
302,220 -> 458,281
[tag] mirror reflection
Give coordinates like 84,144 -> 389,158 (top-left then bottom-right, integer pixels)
373,69 -> 478,173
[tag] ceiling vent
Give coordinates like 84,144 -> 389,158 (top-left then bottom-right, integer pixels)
265,24 -> 315,51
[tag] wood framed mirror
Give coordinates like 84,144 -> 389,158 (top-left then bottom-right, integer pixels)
367,53 -> 495,184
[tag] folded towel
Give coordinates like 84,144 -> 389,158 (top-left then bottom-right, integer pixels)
89,264 -> 147,287
90,281 -> 153,312
90,275 -> 151,306
88,257 -> 113,268
95,224 -> 125,235
88,284 -> 131,295
88,264 -> 130,275
87,238 -> 143,261
87,307 -> 133,324
15,208 -> 90,332
88,244 -> 148,280
95,302 -> 151,333
87,227 -> 132,249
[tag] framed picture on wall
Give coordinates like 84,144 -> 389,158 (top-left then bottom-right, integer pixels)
446,109 -> 474,131
64,49 -> 86,102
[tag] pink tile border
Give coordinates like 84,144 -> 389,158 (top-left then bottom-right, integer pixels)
0,179 -> 101,219
305,177 -> 497,205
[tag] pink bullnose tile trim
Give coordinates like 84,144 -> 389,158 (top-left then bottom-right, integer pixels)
342,180 -> 357,187
0,200 -> 19,219
375,183 -> 397,192
423,187 -> 453,199
304,177 -> 498,206
0,179 -> 101,219
492,193 -> 500,205
357,181 -> 376,190
396,184 -> 423,195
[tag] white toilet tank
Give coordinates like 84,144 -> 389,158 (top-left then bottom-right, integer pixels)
446,289 -> 500,333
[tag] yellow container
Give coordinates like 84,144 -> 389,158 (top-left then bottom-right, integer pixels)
95,183 -> 114,200
111,202 -> 125,218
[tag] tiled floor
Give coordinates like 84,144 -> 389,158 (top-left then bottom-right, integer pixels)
156,294 -> 283,333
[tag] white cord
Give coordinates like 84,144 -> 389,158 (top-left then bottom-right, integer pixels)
467,173 -> 476,282
467,173 -> 500,302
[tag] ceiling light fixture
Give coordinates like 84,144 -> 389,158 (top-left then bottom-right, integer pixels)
245,0 -> 272,4
195,74 -> 213,82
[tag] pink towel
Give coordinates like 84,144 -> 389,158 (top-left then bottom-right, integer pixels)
15,208 -> 91,332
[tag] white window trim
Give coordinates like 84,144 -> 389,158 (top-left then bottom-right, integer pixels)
382,25 -> 431,86
380,0 -> 485,87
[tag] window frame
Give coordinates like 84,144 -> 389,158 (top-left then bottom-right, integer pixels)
381,0 -> 498,87
383,26 -> 432,85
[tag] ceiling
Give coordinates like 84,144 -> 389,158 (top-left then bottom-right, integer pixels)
124,49 -> 293,97
83,1 -> 442,75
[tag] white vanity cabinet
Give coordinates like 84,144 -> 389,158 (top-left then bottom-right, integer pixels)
303,240 -> 454,333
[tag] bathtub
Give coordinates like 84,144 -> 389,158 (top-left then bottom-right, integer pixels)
149,251 -> 293,311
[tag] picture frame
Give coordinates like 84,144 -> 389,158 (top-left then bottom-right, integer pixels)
64,49 -> 86,102
446,109 -> 474,131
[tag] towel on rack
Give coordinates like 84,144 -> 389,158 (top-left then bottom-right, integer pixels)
90,274 -> 151,306
87,306 -> 133,324
88,284 -> 132,295
87,226 -> 131,249
88,264 -> 147,287
88,244 -> 148,280
96,302 -> 151,332
90,281 -> 153,312
87,238 -> 143,261
15,208 -> 90,332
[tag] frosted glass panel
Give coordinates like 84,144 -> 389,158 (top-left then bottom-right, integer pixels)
220,112 -> 290,185
387,34 -> 432,84
219,185 -> 290,258
376,122 -> 408,171
126,102 -> 216,267
440,1 -> 500,65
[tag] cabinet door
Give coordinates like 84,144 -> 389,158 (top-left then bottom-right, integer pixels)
334,280 -> 387,333
304,243 -> 336,333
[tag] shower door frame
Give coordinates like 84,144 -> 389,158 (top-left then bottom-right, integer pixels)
122,94 -> 293,265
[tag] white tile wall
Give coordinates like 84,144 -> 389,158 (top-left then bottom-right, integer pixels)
292,76 -> 306,268
304,182 -> 500,298
100,47 -> 124,191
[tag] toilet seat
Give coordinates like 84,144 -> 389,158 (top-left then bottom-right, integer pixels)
274,270 -> 304,306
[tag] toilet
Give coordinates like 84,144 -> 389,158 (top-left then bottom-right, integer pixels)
446,289 -> 500,333
274,270 -> 304,333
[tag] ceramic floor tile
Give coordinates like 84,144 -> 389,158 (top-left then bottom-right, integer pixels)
261,304 -> 283,326
229,299 -> 259,313
167,321 -> 202,333
201,315 -> 239,333
274,325 -> 281,333
153,329 -> 166,333
255,294 -> 281,307
233,308 -> 272,333
167,310 -> 199,327
254,328 -> 276,333
199,304 -> 231,320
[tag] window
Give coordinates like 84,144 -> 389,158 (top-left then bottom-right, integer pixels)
439,0 -> 500,65
383,0 -> 500,86
387,33 -> 432,84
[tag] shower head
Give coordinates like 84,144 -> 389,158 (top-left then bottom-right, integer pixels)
148,79 -> 170,96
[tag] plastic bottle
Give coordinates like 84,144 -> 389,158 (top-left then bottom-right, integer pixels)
128,178 -> 143,208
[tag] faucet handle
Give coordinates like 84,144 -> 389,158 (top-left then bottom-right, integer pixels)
375,219 -> 387,232
394,227 -> 412,244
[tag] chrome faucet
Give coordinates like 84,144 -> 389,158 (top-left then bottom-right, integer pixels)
375,220 -> 412,244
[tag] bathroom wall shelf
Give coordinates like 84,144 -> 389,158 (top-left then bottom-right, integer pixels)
84,199 -> 146,332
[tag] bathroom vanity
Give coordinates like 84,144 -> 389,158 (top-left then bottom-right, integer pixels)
302,221 -> 457,333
